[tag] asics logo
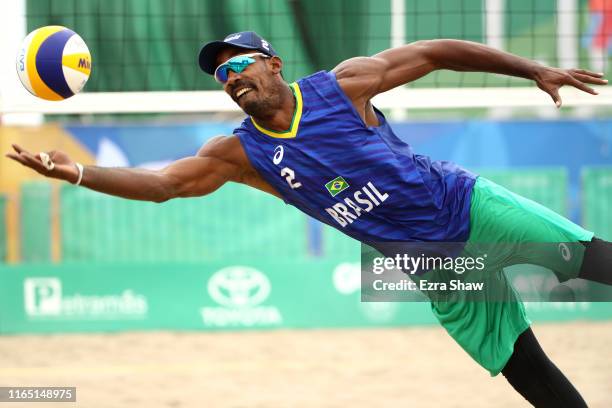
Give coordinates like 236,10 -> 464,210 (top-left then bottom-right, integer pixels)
273,145 -> 284,165
559,243 -> 571,261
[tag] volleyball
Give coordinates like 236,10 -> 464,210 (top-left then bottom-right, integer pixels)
16,25 -> 91,101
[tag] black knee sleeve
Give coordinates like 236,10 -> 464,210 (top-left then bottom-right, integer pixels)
578,236 -> 612,285
501,328 -> 587,408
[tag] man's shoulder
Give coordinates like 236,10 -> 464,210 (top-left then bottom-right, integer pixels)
197,135 -> 244,160
293,70 -> 352,104
331,56 -> 384,104
295,70 -> 334,88
332,56 -> 385,85
296,65 -> 372,108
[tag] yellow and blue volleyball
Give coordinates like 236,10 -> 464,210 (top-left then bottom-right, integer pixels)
16,26 -> 91,101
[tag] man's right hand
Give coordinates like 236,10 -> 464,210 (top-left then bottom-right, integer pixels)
6,144 -> 80,183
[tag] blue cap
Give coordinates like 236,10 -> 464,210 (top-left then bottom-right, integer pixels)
198,31 -> 278,75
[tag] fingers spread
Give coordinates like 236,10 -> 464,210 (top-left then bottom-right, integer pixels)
11,144 -> 25,154
19,151 -> 47,173
19,150 -> 39,163
7,145 -> 60,177
6,153 -> 28,166
570,78 -> 597,95
572,72 -> 608,85
572,69 -> 605,78
548,87 -> 562,108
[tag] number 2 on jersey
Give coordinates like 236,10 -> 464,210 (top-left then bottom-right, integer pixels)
281,167 -> 302,189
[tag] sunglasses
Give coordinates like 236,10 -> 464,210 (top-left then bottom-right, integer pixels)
214,52 -> 269,84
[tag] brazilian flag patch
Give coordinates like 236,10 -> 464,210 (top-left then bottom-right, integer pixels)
325,176 -> 350,197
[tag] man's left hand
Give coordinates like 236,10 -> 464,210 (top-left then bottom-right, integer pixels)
534,67 -> 608,107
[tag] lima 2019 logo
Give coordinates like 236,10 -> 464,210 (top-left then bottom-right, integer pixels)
200,266 -> 282,327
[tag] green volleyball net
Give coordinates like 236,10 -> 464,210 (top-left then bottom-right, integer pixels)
2,0 -> 612,119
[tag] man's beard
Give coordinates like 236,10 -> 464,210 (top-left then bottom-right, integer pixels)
241,83 -> 284,118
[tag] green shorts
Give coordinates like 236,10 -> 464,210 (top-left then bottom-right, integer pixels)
432,176 -> 593,375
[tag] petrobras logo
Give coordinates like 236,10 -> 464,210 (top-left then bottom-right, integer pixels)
200,266 -> 282,327
23,277 -> 148,320
224,34 -> 241,41
325,181 -> 390,228
273,145 -> 284,165
24,278 -> 61,316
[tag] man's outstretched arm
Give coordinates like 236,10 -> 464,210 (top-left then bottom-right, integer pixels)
5,142 -> 240,203
334,39 -> 608,107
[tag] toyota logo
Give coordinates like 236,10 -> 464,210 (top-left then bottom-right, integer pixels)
208,266 -> 271,308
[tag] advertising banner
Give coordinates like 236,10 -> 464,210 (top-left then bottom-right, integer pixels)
0,262 -> 609,334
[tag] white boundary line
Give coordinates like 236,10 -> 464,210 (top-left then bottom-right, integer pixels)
1,86 -> 611,114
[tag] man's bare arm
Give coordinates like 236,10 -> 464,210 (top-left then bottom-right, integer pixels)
6,141 -> 241,203
334,39 -> 608,107
79,156 -> 238,202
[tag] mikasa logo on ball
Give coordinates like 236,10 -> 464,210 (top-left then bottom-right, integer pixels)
16,25 -> 92,101
78,57 -> 91,70
17,48 -> 25,71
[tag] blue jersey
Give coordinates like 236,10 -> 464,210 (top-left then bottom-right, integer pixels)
235,71 -> 476,244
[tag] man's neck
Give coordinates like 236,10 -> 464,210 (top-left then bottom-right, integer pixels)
251,83 -> 295,132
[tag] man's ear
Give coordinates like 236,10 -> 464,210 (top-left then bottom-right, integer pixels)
268,56 -> 283,74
